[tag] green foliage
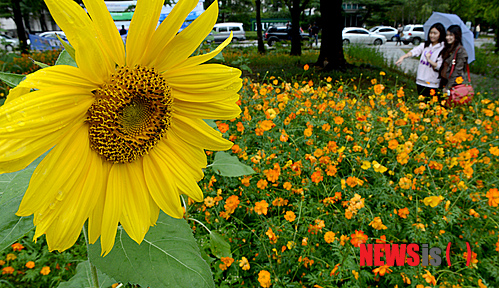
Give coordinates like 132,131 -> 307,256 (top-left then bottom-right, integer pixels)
210,151 -> 256,177
0,154 -> 46,252
209,231 -> 232,258
88,212 -> 215,288
58,261 -> 115,288
0,71 -> 25,88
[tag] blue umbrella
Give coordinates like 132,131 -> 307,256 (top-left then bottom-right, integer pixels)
423,12 -> 475,63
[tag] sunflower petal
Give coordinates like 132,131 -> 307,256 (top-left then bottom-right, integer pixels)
0,121 -> 73,173
171,33 -> 233,70
32,128 -> 106,252
155,135 -> 205,202
143,152 -> 184,219
16,65 -> 98,91
88,161 -> 111,244
45,0 -> 113,83
0,89 -> 93,138
171,114 -> 233,151
165,64 -> 242,92
144,0 -> 199,67
82,0 -> 125,66
101,164 -> 125,256
154,1 -> 219,72
174,94 -> 241,120
126,0 -> 163,66
117,159 -> 152,244
17,122 -> 88,217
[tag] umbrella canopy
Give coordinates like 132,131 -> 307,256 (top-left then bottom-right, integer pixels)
423,12 -> 475,63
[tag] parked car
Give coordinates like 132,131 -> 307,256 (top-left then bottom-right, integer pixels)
39,31 -> 67,41
263,26 -> 309,46
369,26 -> 398,41
401,24 -> 424,45
342,27 -> 386,45
212,22 -> 246,43
0,34 -> 18,51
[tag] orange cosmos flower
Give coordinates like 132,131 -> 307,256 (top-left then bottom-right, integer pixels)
311,170 -> 323,183
257,179 -> 268,189
260,120 -> 274,131
423,270 -> 436,285
350,230 -> 368,247
217,122 -> 229,133
486,188 -> 499,207
25,261 -> 35,269
254,200 -> 269,215
303,64 -> 309,71
272,197 -> 288,207
258,270 -> 272,287
2,267 -> 15,274
373,265 -> 392,276
284,211 -> 296,222
224,195 -> 240,214
266,228 -> 278,244
373,84 -> 385,95
324,231 -> 336,243
369,217 -> 388,230
304,127 -> 313,137
40,266 -> 51,276
333,116 -> 344,125
455,76 -> 464,84
11,243 -> 24,251
398,207 -> 410,218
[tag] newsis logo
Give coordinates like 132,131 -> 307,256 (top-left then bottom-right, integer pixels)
359,242 -> 473,267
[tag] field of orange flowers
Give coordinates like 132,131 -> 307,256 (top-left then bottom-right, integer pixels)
189,71 -> 499,287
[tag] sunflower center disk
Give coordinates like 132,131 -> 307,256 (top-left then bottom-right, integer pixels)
87,66 -> 173,163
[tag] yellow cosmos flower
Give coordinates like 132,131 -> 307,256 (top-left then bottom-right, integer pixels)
423,196 -> 444,207
0,0 -> 241,255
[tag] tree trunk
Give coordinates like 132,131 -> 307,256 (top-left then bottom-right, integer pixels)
39,10 -> 48,32
496,26 -> 499,53
289,0 -> 302,56
315,0 -> 347,70
11,0 -> 29,54
255,0 -> 265,54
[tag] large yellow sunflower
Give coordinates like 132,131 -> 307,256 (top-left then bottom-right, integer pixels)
0,0 -> 241,255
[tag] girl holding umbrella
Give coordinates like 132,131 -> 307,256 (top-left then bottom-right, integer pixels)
396,23 -> 446,97
439,25 -> 469,95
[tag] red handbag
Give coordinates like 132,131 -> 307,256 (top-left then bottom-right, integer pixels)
447,46 -> 474,106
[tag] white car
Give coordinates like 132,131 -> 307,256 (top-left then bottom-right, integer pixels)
369,26 -> 398,42
212,22 -> 246,43
39,31 -> 68,41
0,34 -> 18,51
342,27 -> 387,45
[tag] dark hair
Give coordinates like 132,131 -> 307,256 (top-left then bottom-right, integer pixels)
440,25 -> 463,60
424,23 -> 446,47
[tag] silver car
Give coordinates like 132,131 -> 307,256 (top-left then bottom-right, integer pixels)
0,34 -> 19,51
369,26 -> 398,42
401,24 -> 425,45
342,27 -> 387,45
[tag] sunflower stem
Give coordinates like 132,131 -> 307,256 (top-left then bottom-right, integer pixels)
82,224 -> 100,288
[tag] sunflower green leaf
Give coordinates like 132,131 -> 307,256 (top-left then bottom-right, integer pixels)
88,211 -> 215,288
209,231 -> 231,258
210,151 -> 255,177
0,72 -> 25,88
0,154 -> 45,251
57,260 -> 116,288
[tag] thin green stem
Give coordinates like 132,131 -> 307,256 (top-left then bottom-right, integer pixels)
82,224 -> 99,288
